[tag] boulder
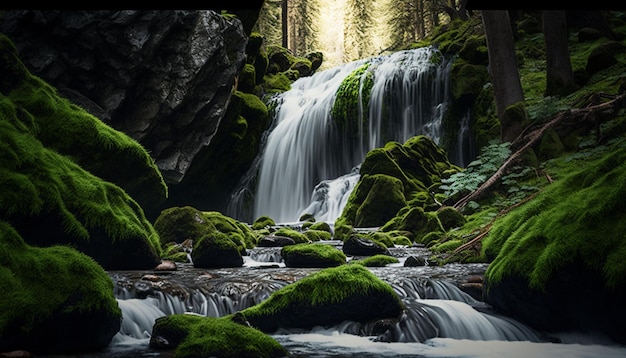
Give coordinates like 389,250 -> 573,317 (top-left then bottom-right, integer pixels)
240,265 -> 404,333
343,235 -> 389,256
281,243 -> 346,268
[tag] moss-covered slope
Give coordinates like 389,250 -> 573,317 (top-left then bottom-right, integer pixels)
0,34 -> 162,269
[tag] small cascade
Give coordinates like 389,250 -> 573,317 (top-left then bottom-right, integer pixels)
232,47 -> 454,224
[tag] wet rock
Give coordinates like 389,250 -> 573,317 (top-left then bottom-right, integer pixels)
343,235 -> 389,256
257,235 -> 296,247
404,255 -> 427,267
154,260 -> 177,271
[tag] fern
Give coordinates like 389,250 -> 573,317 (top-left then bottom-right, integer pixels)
440,141 -> 511,200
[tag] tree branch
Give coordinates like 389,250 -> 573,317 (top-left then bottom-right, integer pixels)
453,93 -> 626,211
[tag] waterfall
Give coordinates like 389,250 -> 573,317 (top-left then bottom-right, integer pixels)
244,47 -> 453,224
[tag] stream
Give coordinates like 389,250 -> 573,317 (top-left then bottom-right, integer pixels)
66,241 -> 626,358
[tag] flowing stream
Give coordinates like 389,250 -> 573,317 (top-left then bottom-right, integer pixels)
96,243 -> 626,358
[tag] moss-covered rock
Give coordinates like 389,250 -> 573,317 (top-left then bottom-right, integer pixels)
436,206 -> 467,230
252,215 -> 276,230
336,135 -> 459,233
0,35 -> 167,217
192,231 -> 244,268
351,254 -> 399,267
273,227 -> 309,244
154,207 -> 257,268
240,264 -> 404,333
0,34 -> 163,270
281,243 -> 346,268
150,314 -> 288,358
303,228 -> 332,242
381,206 -> 444,244
342,233 -> 389,256
0,97 -> 162,270
0,222 -> 121,354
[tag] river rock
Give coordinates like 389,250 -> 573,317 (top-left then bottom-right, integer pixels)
257,235 -> 296,247
343,234 -> 390,256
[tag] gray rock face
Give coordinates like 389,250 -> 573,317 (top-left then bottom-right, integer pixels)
0,10 -> 247,183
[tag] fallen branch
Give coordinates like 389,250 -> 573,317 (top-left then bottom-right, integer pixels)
453,93 -> 626,211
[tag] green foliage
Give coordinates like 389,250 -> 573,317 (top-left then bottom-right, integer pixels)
440,141 -> 511,200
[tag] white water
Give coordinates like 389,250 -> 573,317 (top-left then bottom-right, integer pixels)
252,47 -> 452,223
106,266 -> 626,357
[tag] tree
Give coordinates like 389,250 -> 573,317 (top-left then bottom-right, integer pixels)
343,0 -> 376,62
481,10 -> 527,143
543,10 -> 578,97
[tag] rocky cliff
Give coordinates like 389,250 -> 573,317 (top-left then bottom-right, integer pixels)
0,10 -> 248,185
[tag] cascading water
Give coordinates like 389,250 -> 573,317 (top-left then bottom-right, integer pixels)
241,47 -> 453,224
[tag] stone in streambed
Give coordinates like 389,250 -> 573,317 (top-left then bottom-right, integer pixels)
239,264 -> 404,333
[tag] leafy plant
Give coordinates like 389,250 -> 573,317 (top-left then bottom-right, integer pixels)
440,141 -> 511,201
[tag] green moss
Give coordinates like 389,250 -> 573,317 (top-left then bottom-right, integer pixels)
241,264 -> 402,317
7,62 -> 166,213
252,215 -> 276,230
151,314 -> 287,358
331,63 -> 373,137
281,243 -> 346,267
303,229 -> 332,242
0,110 -> 162,258
354,174 -> 407,227
352,254 -> 399,267
308,221 -> 332,233
430,239 -> 463,253
274,227 -> 309,244
0,222 -> 121,345
483,143 -> 626,290
192,231 -> 243,268
437,206 -> 467,230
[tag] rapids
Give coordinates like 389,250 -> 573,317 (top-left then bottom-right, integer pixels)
86,243 -> 626,358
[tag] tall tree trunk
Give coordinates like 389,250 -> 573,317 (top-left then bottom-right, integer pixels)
282,0 -> 288,48
543,10 -> 578,97
482,10 -> 527,143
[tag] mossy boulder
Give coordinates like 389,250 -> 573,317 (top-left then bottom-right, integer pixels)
436,206 -> 467,230
192,231 -> 244,268
240,264 -> 404,333
381,207 -> 445,244
281,243 -> 346,268
154,207 -> 257,268
273,227 -> 309,244
0,222 -> 122,354
252,215 -> 276,230
482,144 -> 626,343
336,135 -> 458,233
303,228 -> 332,242
351,254 -> 400,267
150,314 -> 288,358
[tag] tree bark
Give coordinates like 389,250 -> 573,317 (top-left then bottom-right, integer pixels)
543,10 -> 578,97
481,10 -> 527,143
281,0 -> 288,48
